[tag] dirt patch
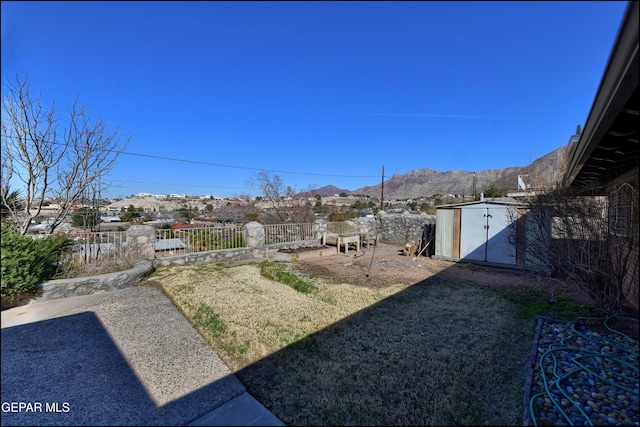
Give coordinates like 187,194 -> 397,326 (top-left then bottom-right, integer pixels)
295,243 -> 578,296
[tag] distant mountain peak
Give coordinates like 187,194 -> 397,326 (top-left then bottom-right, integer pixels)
300,146 -> 567,200
296,185 -> 349,197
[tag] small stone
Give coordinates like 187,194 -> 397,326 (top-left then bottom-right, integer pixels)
621,415 -> 633,424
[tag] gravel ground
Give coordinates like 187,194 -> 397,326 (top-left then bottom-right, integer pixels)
525,315 -> 639,426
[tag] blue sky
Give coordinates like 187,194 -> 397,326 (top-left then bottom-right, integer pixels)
1,1 -> 629,199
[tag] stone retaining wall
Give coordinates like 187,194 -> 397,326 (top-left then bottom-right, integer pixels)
332,213 -> 436,245
152,247 -> 266,267
376,212 -> 436,244
37,261 -> 154,302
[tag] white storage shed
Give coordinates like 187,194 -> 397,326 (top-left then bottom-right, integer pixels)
433,200 -> 546,268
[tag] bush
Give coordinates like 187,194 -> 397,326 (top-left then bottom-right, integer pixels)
1,224 -> 72,304
328,207 -> 358,221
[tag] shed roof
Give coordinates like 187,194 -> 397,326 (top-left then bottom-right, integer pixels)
435,200 -> 527,209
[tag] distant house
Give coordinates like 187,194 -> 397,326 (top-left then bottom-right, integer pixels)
199,195 -> 224,201
28,218 -> 73,234
143,218 -> 175,226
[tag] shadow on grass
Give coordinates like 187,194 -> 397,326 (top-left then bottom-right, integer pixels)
232,272 -> 555,426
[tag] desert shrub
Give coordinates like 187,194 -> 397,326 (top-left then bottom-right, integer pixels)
59,245 -> 138,278
328,208 -> 358,222
1,224 -> 72,304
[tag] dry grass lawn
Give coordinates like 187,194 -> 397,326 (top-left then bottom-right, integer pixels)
145,257 -> 539,426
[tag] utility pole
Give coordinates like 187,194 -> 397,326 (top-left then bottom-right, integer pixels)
380,165 -> 385,212
473,173 -> 477,200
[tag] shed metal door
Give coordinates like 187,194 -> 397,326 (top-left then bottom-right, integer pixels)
435,209 -> 453,257
459,207 -> 516,264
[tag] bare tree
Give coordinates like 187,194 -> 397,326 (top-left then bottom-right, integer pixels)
514,142 -> 638,313
522,185 -> 638,313
1,75 -> 129,235
247,171 -> 316,223
231,193 -> 260,222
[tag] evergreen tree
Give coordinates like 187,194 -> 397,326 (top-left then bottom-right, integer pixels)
71,207 -> 101,228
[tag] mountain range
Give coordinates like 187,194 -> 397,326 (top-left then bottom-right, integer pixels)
304,146 -> 569,200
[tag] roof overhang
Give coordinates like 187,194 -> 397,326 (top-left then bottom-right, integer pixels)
564,1 -> 639,195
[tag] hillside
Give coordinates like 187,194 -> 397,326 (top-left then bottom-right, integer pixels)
297,185 -> 351,197
309,146 -> 568,200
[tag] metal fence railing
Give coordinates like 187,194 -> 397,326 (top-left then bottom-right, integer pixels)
154,224 -> 246,257
71,230 -> 128,265
65,222 -> 316,264
263,223 -> 314,245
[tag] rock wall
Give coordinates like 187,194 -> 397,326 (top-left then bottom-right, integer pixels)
37,261 -> 154,302
153,247 -> 267,267
348,213 -> 435,244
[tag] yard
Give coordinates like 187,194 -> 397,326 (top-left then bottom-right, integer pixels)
143,243 -> 629,426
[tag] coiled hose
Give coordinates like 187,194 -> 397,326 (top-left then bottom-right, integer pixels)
529,313 -> 639,426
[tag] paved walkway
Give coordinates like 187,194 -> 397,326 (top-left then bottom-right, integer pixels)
1,286 -> 284,426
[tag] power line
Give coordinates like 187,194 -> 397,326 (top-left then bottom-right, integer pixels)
1,134 -> 379,179
119,149 -> 378,178
109,179 -> 252,191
